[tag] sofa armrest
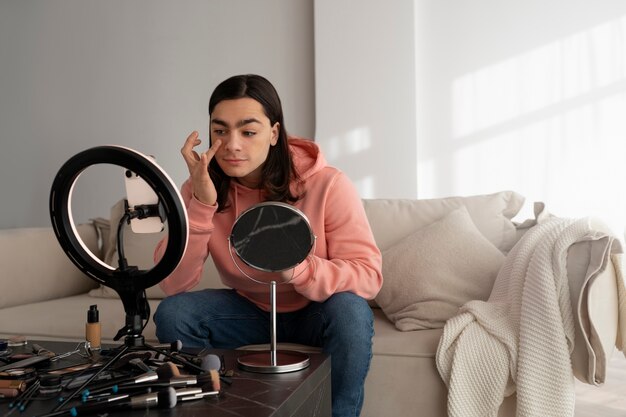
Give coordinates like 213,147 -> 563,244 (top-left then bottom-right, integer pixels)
0,224 -> 100,309
568,220 -> 622,385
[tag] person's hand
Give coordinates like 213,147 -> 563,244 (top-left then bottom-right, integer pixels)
278,268 -> 296,283
180,131 -> 222,205
254,269 -> 297,284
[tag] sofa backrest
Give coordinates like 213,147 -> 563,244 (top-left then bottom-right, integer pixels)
362,190 -> 524,253
0,224 -> 100,309
88,191 -> 525,301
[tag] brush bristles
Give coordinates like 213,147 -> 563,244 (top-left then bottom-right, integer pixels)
156,362 -> 181,380
200,354 -> 221,372
209,369 -> 220,392
157,387 -> 177,409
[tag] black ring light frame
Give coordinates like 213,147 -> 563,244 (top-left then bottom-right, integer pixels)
49,145 -> 188,341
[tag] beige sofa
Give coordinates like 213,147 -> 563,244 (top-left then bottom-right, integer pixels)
0,191 -> 622,417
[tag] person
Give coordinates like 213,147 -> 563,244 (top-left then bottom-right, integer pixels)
153,74 -> 383,417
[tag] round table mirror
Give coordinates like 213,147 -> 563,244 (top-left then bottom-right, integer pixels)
229,202 -> 315,373
230,201 -> 315,276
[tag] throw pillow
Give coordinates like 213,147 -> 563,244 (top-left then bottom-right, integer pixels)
376,206 -> 505,331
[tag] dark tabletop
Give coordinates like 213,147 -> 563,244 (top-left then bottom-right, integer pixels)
0,340 -> 331,417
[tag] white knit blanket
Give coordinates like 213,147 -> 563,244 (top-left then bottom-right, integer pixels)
436,217 -> 594,417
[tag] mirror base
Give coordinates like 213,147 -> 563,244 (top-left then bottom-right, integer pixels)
238,350 -> 310,373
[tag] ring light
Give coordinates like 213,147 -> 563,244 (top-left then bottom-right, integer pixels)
46,146 -> 216,413
49,145 -> 188,343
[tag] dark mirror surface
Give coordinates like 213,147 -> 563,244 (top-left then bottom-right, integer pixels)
230,202 -> 314,272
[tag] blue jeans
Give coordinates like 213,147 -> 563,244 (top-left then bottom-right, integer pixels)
154,289 -> 374,417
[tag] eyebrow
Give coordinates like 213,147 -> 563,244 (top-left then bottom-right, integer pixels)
211,118 -> 262,128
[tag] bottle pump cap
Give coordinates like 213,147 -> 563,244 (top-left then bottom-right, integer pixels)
87,305 -> 99,323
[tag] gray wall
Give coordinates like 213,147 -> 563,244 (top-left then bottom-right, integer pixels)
315,0 -> 417,199
0,0 -> 314,228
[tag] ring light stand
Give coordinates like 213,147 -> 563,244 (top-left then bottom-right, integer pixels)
48,145 -> 202,412
50,145 -> 188,347
229,202 -> 316,373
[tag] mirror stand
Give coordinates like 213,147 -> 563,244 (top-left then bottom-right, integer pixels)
229,202 -> 316,374
237,280 -> 310,373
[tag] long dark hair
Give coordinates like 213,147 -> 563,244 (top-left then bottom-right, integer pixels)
208,74 -> 302,212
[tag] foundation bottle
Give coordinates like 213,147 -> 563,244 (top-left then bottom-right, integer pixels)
86,304 -> 101,350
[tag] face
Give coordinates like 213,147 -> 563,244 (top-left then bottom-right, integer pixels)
210,97 -> 279,188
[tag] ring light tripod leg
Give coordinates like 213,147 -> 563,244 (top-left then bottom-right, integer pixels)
51,344 -> 131,412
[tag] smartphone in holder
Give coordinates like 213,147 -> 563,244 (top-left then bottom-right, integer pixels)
124,168 -> 165,233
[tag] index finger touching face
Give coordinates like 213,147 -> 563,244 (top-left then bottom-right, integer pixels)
205,139 -> 222,160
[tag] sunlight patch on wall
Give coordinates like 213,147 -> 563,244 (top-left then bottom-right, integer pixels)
324,126 -> 372,161
417,158 -> 436,198
354,175 -> 375,198
452,16 -> 626,139
452,93 -> 626,236
321,126 -> 378,197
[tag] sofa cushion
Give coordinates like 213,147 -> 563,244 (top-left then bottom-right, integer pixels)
0,294 -> 161,344
376,206 -> 505,330
371,309 -> 443,357
363,190 -> 524,253
0,224 -> 100,309
89,199 -> 225,300
240,309 -> 444,358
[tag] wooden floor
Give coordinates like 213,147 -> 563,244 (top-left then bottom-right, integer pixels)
575,353 -> 626,416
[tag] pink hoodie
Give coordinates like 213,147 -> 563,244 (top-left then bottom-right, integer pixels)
156,138 -> 383,312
